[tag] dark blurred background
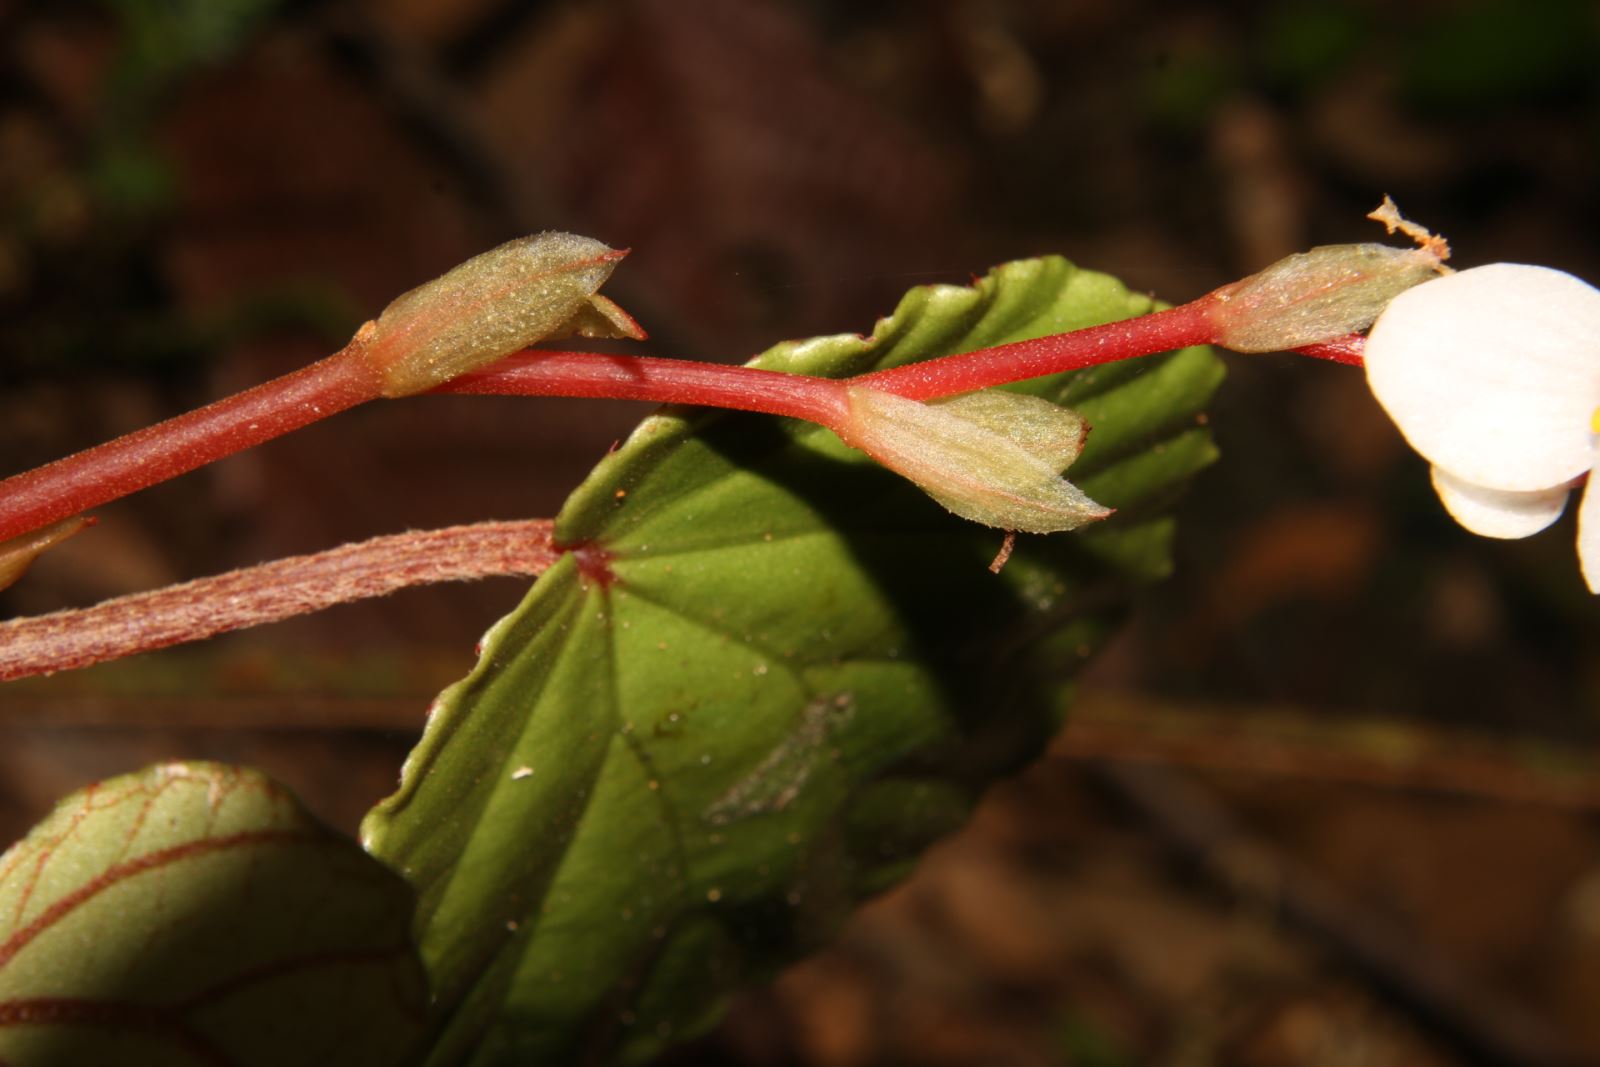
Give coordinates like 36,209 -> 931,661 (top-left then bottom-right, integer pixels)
2,1 -> 1600,1063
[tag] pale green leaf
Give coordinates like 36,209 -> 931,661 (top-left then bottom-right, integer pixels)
0,762 -> 426,1066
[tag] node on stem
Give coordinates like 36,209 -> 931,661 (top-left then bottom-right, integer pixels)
1207,198 -> 1451,354
358,232 -> 635,397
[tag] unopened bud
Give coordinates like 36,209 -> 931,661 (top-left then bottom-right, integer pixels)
361,232 -> 629,397
1210,242 -> 1448,353
836,386 -> 1110,534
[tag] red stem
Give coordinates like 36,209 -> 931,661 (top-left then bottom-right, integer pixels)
1295,334 -> 1367,366
850,300 -> 1221,399
0,291 -> 1358,554
0,347 -> 383,544
435,350 -> 850,425
0,520 -> 558,681
437,299 -> 1229,413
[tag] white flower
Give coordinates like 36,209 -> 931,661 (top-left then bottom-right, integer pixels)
1364,263 -> 1600,592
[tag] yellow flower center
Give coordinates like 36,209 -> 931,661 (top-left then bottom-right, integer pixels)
1592,406 -> 1600,435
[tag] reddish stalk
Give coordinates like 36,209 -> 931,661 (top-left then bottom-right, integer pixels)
0,520 -> 558,681
435,350 -> 850,425
0,289 -> 1366,558
436,300 -> 1234,411
0,347 -> 383,544
0,295 -> 1361,556
1295,335 -> 1367,366
850,300 -> 1221,399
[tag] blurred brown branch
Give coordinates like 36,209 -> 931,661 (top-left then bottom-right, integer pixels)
1059,690 -> 1600,812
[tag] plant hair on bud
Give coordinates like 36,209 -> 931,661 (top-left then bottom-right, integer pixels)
360,232 -> 629,397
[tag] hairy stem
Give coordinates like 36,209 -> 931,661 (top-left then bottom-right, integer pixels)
0,520 -> 559,681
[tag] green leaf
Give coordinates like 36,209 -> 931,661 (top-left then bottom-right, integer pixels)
362,256 -> 1225,1065
0,762 -> 426,1066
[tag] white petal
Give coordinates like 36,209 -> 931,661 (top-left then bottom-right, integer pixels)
1366,264 -> 1600,491
1578,478 -> 1600,593
1430,465 -> 1570,538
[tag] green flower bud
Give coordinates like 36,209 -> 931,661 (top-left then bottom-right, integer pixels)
836,386 -> 1110,534
1210,241 -> 1447,353
362,232 -> 628,397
